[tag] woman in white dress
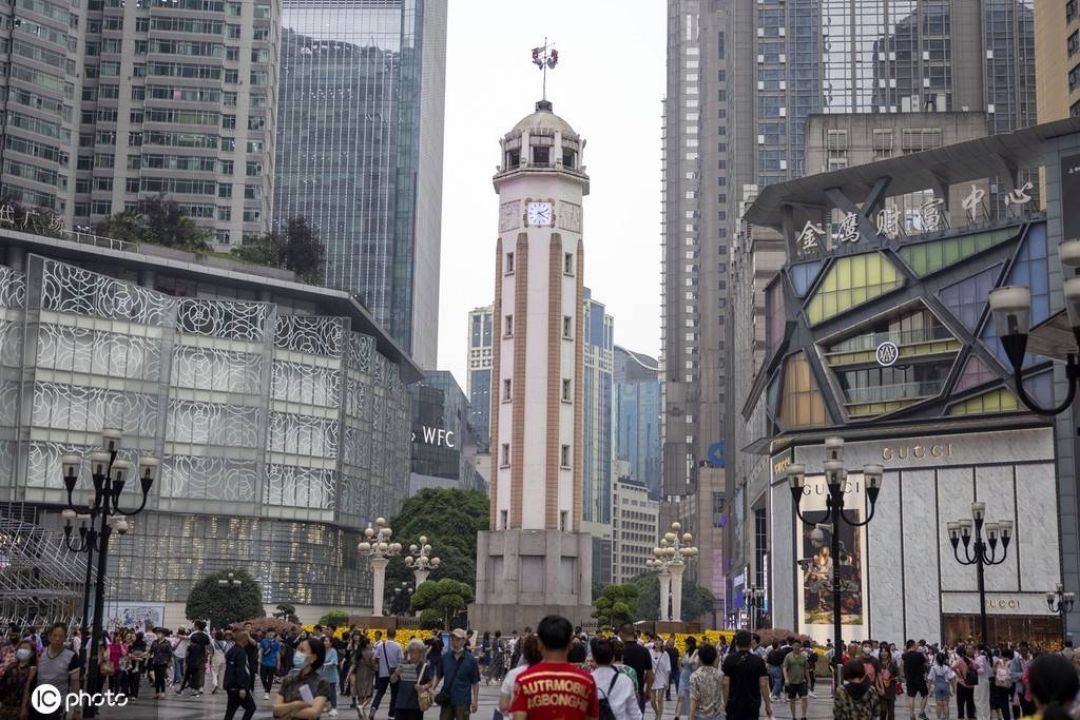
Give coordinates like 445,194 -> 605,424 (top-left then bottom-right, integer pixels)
649,641 -> 672,720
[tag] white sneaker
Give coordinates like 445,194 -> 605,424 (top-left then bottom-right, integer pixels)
264,693 -> 270,700
330,711 -> 339,718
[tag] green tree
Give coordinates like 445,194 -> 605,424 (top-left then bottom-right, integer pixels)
318,610 -> 350,628
185,570 -> 265,629
231,216 -> 325,283
94,194 -> 212,250
273,603 -> 299,624
631,572 -> 716,623
410,578 -> 474,630
279,216 -> 324,282
592,583 -> 639,628
383,488 -> 488,609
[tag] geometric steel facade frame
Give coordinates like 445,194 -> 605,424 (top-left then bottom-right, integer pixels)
750,217 -> 1054,439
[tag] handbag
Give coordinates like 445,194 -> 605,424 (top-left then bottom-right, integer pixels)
436,655 -> 463,706
99,659 -> 115,677
417,663 -> 434,712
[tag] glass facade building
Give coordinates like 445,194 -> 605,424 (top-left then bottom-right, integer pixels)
582,289 -> 614,527
613,346 -> 662,501
409,370 -> 484,492
466,305 -> 493,452
273,0 -> 446,369
0,230 -> 416,617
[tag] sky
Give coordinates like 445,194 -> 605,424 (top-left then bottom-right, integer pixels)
436,0 -> 667,390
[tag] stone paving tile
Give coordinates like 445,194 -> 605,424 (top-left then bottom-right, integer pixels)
92,681 -> 838,720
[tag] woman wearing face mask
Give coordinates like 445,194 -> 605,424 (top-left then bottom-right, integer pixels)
0,640 -> 36,720
877,647 -> 901,720
1021,653 -> 1079,720
834,659 -> 882,720
272,638 -> 330,719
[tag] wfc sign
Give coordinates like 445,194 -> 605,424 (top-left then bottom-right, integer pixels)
412,425 -> 455,449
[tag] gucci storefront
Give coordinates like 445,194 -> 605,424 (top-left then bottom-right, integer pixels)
734,119 -> 1080,647
768,428 -> 1064,646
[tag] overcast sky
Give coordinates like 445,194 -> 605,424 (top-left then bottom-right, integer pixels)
436,0 -> 667,389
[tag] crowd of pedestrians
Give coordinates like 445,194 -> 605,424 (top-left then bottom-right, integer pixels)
5,616 -> 1080,720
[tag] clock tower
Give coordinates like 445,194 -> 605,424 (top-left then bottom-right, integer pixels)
470,99 -> 593,630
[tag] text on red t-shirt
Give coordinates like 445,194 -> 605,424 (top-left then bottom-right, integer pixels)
509,662 -> 599,720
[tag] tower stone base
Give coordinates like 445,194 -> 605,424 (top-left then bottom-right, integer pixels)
469,529 -> 594,632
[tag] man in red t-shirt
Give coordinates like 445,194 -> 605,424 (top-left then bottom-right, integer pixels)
509,615 -> 598,720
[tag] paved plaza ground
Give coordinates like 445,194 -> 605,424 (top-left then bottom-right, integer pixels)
92,682 -> 837,720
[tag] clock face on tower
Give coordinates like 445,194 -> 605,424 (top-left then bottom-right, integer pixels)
526,201 -> 553,226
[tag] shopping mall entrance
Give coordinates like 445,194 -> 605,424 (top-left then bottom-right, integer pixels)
942,614 -> 1063,648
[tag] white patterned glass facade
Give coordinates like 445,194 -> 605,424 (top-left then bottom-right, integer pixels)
0,255 -> 410,606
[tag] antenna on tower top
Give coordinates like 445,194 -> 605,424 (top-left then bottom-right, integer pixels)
531,38 -> 559,102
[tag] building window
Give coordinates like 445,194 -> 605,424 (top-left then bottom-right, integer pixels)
564,252 -> 574,275
505,251 -> 514,274
560,444 -> 571,468
1069,0 -> 1078,23
501,509 -> 508,529
563,316 -> 572,339
560,510 -> 569,531
1071,63 -> 1080,92
1071,31 -> 1080,58
504,314 -> 513,337
532,145 -> 550,165
502,379 -> 512,402
562,379 -> 572,402
501,443 -> 510,467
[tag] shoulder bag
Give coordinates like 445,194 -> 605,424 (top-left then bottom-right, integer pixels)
417,663 -> 434,712
436,654 -> 463,706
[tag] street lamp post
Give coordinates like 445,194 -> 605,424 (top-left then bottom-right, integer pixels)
404,536 -> 440,586
646,523 -> 698,622
1047,583 -> 1076,643
358,517 -> 401,616
60,429 -> 157,717
946,502 -> 1012,645
788,437 -> 883,685
989,264 -> 1080,642
745,585 -> 766,633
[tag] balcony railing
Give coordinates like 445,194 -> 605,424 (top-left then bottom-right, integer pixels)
844,380 -> 945,404
830,325 -> 954,354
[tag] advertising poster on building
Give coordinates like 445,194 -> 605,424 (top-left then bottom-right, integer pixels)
105,602 -> 164,630
799,511 -> 863,627
794,473 -> 869,645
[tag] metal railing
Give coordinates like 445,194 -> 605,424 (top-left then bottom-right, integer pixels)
844,380 -> 944,404
831,326 -> 954,354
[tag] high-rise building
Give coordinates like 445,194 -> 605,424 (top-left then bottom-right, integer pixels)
582,289 -> 614,527
612,471 -> 660,586
0,0 -> 281,243
663,0 -> 1040,622
614,346 -> 662,500
470,99 -> 593,630
273,0 -> 447,370
409,370 -> 486,495
581,288 -> 614,588
467,305 -> 494,452
1034,0 -> 1080,122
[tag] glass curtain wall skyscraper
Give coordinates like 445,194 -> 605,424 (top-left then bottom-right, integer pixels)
274,0 -> 446,370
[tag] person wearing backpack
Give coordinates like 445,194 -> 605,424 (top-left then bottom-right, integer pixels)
991,649 -> 1015,720
591,637 -> 640,720
687,644 -> 723,720
928,653 -> 955,720
951,645 -> 978,719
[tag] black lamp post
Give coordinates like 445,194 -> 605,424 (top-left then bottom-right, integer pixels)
60,429 -> 157,716
1047,582 -> 1076,643
946,502 -> 1012,646
745,585 -> 766,632
787,437 -> 884,685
